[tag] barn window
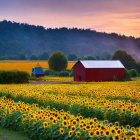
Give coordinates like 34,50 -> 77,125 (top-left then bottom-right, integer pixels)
78,76 -> 82,81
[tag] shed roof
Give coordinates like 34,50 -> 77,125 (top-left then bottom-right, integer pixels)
32,67 -> 44,74
79,60 -> 125,68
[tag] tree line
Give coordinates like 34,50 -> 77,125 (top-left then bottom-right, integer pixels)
47,50 -> 140,76
0,52 -> 109,60
0,20 -> 140,61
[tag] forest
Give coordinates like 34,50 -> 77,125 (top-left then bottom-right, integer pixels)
0,20 -> 140,60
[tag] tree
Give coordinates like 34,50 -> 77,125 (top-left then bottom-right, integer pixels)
111,50 -> 137,70
68,53 -> 78,61
83,55 -> 96,60
18,54 -> 26,60
38,52 -> 49,60
128,69 -> 138,77
30,55 -> 38,60
48,51 -> 68,72
136,62 -> 140,75
9,55 -> 19,60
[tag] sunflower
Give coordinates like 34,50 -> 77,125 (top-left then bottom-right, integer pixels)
40,106 -> 44,110
109,123 -> 113,127
100,130 -> 104,135
60,128 -> 64,135
47,106 -> 50,109
93,118 -> 98,123
79,124 -> 83,129
95,130 -> 100,136
86,125 -> 91,130
52,119 -> 57,124
111,128 -> 116,134
67,125 -> 71,129
50,116 -> 53,121
122,136 -> 128,140
76,131 -> 81,138
105,130 -> 110,136
117,129 -> 121,134
22,114 -> 26,119
130,135 -> 137,140
89,131 -> 94,137
114,122 -> 119,126
57,116 -> 61,120
71,126 -> 76,132
43,122 -> 48,129
109,137 -> 114,140
72,120 -> 77,125
68,131 -> 73,137
113,134 -> 120,140
63,115 -> 67,120
104,120 -> 108,124
62,120 -> 67,127
126,125 -> 130,129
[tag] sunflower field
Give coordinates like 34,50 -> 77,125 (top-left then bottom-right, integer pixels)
0,81 -> 139,140
0,61 -> 76,73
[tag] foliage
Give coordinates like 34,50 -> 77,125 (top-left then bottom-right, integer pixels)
0,97 -> 139,140
0,81 -> 140,127
128,69 -> 138,77
0,70 -> 29,84
68,53 -> 78,61
38,52 -> 49,60
112,75 -> 118,81
30,55 -> 38,60
83,55 -> 96,60
0,20 -> 140,60
136,62 -> 140,75
0,75 -> 139,139
44,69 -> 73,77
111,50 -> 137,70
124,69 -> 131,81
48,51 -> 68,72
0,127 -> 31,140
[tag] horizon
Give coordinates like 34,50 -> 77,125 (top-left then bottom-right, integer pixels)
0,0 -> 140,37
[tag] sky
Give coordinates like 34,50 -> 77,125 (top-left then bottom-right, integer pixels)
0,0 -> 140,37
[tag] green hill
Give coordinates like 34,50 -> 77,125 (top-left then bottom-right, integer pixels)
0,20 -> 140,60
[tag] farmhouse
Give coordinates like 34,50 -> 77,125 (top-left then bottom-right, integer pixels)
73,60 -> 125,82
32,67 -> 44,78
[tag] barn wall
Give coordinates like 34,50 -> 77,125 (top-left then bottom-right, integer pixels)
73,62 -> 86,81
85,68 -> 125,81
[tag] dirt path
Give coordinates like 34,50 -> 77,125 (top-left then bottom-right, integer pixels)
27,81 -> 83,84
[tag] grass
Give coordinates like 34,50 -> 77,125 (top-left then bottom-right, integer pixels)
0,127 -> 30,140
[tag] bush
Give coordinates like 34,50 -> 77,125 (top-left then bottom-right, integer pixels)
44,69 -> 73,77
59,71 -> 69,77
0,70 -> 30,84
44,70 -> 59,76
112,75 -> 118,81
128,69 -> 138,77
124,69 -> 131,81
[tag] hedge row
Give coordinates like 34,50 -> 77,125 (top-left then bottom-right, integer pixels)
44,69 -> 73,77
0,70 -> 30,84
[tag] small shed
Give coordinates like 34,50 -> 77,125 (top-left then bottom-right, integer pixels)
32,67 -> 44,78
73,60 -> 125,82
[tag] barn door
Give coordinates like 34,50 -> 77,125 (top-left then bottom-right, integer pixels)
78,76 -> 82,81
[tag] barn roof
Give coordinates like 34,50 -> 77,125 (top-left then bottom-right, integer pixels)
79,60 -> 125,68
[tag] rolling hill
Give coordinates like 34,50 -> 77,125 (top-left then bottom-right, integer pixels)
0,20 -> 140,60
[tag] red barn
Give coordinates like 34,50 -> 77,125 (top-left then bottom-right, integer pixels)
73,60 -> 125,82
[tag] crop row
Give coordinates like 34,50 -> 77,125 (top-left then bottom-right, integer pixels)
0,96 -> 139,140
0,84 -> 139,127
